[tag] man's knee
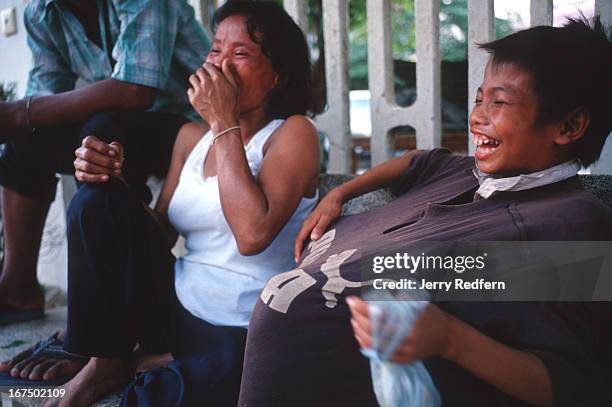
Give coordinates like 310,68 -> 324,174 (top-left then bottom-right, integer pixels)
0,140 -> 59,199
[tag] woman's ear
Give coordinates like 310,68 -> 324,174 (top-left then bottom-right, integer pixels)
554,108 -> 590,146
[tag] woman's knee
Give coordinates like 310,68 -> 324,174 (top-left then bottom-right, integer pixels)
80,112 -> 127,144
67,180 -> 129,226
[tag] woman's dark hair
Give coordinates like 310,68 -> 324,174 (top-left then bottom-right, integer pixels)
212,0 -> 314,120
479,16 -> 612,167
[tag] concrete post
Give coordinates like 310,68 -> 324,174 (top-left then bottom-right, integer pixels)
591,0 -> 612,174
284,0 -> 308,32
467,0 -> 495,156
530,0 -> 553,27
315,0 -> 351,173
368,0 -> 441,167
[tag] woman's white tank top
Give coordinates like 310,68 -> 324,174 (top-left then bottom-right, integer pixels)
168,119 -> 318,327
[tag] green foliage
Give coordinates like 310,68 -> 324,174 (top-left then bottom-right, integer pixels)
440,0 -> 469,62
0,82 -> 16,102
346,0 -> 516,88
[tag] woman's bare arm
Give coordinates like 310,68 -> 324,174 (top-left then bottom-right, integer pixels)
214,115 -> 320,255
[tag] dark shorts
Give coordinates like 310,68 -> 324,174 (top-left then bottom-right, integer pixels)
0,111 -> 189,202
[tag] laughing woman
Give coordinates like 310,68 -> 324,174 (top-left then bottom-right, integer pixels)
45,2 -> 319,406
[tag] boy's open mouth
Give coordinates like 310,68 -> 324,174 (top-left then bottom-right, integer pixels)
473,133 -> 500,158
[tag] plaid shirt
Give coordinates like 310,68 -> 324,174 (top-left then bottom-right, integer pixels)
24,0 -> 210,119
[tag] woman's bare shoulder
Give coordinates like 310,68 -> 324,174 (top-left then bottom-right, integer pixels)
268,115 -> 318,148
280,115 -> 317,134
175,122 -> 210,161
261,115 -> 320,185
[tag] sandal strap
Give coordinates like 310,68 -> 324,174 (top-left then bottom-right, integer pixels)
31,332 -> 88,362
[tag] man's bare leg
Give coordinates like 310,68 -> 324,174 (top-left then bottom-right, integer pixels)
0,189 -> 88,381
0,187 -> 50,311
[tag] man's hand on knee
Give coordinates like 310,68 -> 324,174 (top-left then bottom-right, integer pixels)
74,135 -> 124,183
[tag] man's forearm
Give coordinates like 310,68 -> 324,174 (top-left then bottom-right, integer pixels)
9,78 -> 156,132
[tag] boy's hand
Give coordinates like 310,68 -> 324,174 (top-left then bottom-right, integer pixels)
74,135 -> 124,183
347,296 -> 455,363
294,189 -> 343,262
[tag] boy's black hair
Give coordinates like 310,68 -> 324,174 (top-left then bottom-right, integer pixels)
479,16 -> 612,167
212,0 -> 314,120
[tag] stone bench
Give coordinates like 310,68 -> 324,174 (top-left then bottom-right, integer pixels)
321,174 -> 612,213
1,174 -> 610,407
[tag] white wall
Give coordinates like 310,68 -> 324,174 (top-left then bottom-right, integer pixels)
0,0 -> 30,97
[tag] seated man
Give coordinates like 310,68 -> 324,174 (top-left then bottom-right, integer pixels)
0,0 -> 208,381
238,17 -> 612,407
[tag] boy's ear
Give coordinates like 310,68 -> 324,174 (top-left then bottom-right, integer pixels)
554,108 -> 590,146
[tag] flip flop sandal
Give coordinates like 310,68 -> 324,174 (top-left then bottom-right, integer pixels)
0,332 -> 88,387
30,332 -> 89,362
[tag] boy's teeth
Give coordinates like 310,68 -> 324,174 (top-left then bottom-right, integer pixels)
472,134 -> 500,146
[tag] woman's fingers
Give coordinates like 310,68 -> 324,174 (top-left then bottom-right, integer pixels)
75,146 -> 119,169
221,59 -> 241,89
195,67 -> 209,84
109,141 -> 123,154
78,135 -> 121,171
74,157 -> 119,175
189,73 -> 201,89
81,135 -> 116,157
109,142 -> 124,163
203,62 -> 222,81
187,87 -> 196,102
75,170 -> 109,183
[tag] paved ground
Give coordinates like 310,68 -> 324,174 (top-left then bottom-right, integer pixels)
0,307 -> 121,407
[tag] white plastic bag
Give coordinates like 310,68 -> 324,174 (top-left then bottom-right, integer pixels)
361,291 -> 441,407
